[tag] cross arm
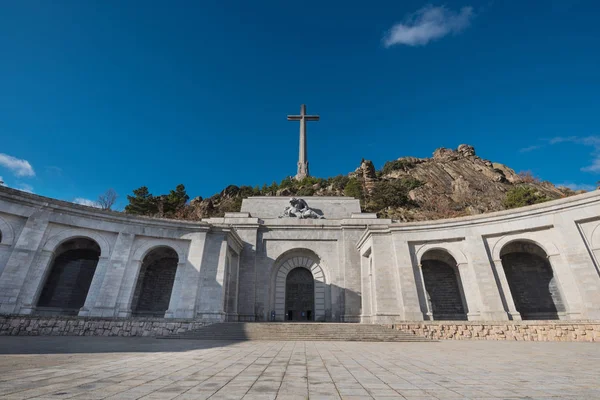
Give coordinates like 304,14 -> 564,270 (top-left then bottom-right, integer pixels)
287,116 -> 302,121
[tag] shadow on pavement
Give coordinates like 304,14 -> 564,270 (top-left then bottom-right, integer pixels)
0,336 -> 241,354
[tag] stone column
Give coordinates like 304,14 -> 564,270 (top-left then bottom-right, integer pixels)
465,235 -> 510,320
359,250 -> 372,323
235,227 -> 258,321
85,232 -> 135,317
415,264 -> 433,320
16,248 -> 54,315
546,253 -> 584,319
78,256 -> 111,316
165,231 -> 207,319
391,234 -> 424,320
490,259 -> 521,320
0,212 -> 49,314
552,217 -> 598,318
341,227 -> 363,322
456,261 -> 482,320
115,259 -> 142,317
195,234 -> 228,321
369,234 -> 403,323
226,252 -> 240,320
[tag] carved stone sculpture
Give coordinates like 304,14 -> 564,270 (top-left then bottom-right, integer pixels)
280,197 -> 324,219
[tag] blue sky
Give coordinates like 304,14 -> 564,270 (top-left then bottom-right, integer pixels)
1,0 -> 599,208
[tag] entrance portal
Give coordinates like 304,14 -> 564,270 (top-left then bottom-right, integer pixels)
285,267 -> 314,321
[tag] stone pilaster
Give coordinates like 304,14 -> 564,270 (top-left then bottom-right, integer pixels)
465,235 -> 510,320
235,227 -> 258,321
0,212 -> 49,314
341,227 -> 363,322
369,233 -> 403,323
553,216 -> 600,319
78,256 -> 111,317
194,233 -> 228,321
85,232 -> 135,317
165,231 -> 207,319
391,234 -> 425,321
456,261 -> 482,320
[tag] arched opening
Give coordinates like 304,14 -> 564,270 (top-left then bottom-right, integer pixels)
285,267 -> 314,321
271,250 -> 327,322
421,249 -> 467,320
37,238 -> 101,314
132,246 -> 178,317
500,241 -> 565,320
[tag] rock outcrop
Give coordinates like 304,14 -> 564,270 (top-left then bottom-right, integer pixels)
378,144 -> 567,221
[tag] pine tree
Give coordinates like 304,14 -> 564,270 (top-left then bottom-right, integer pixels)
164,184 -> 189,215
125,186 -> 158,215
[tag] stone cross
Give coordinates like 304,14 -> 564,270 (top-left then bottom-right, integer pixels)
287,104 -> 319,181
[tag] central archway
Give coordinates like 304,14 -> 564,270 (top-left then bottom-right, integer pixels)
272,250 -> 327,322
285,267 -> 315,321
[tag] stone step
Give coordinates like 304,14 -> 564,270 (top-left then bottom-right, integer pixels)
158,322 -> 432,342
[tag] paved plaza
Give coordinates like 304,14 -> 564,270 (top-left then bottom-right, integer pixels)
0,337 -> 599,400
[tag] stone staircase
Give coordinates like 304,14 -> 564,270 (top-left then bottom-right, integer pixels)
158,322 -> 432,342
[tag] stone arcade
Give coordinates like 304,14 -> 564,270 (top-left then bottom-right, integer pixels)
2,186 -> 600,327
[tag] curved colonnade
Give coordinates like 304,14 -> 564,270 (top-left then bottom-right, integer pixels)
1,186 -> 600,323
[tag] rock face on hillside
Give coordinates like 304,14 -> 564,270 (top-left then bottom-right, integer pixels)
375,145 -> 568,221
183,144 -> 578,222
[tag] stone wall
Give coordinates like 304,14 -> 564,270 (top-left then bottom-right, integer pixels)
390,321 -> 600,342
0,315 -> 209,337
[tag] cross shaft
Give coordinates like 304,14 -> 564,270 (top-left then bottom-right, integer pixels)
287,104 -> 319,180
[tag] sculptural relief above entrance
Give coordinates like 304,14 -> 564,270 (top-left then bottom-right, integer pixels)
279,197 -> 325,219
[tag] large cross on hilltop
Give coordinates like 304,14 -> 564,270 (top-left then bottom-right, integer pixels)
287,104 -> 319,181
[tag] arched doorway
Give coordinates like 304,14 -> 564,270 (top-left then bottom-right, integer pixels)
500,241 -> 565,320
132,246 -> 178,317
37,238 -> 101,314
421,249 -> 467,320
272,251 -> 327,321
285,267 -> 314,321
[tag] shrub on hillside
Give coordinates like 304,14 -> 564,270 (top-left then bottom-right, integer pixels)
344,177 -> 363,199
368,178 -> 423,210
381,159 -> 414,175
503,186 -> 550,209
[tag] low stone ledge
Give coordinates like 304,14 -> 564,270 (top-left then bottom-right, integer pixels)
0,315 -> 210,337
389,321 -> 600,342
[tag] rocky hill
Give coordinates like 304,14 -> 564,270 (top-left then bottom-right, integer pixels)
127,144 -> 583,222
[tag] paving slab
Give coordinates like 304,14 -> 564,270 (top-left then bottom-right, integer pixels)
0,337 -> 598,399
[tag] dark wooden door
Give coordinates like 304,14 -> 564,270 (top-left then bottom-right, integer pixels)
285,268 -> 314,321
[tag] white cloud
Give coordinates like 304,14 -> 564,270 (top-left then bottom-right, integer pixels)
548,136 -> 600,172
73,198 -> 101,208
383,5 -> 475,47
581,158 -> 600,173
557,182 -> 596,191
519,145 -> 543,153
523,136 -> 600,173
0,176 -> 4,185
0,153 -> 35,177
16,183 -> 34,193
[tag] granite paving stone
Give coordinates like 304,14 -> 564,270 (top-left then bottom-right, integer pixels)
0,337 -> 599,399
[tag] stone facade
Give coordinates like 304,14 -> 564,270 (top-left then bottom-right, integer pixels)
1,186 -> 600,334
391,321 -> 600,342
